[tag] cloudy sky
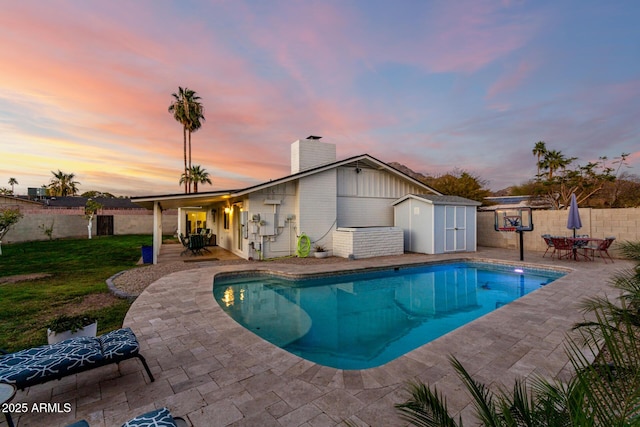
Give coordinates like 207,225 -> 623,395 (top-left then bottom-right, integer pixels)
1,1 -> 638,196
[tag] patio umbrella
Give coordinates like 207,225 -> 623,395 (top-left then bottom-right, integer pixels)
567,193 -> 582,237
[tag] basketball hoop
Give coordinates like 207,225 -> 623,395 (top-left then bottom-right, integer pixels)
497,227 -> 517,239
494,207 -> 534,261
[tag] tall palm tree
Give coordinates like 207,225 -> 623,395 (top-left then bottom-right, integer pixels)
168,87 -> 205,193
8,177 -> 18,195
186,165 -> 212,193
532,141 -> 547,180
48,170 -> 80,196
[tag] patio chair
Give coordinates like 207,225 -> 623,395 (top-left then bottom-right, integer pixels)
542,234 -> 555,258
188,234 -> 206,255
550,237 -> 574,260
178,233 -> 190,256
583,237 -> 616,263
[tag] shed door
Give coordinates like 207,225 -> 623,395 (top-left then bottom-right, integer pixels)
444,206 -> 466,251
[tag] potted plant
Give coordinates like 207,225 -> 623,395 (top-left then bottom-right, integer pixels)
46,314 -> 98,344
313,244 -> 329,258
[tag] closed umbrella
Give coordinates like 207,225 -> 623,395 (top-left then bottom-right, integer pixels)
567,193 -> 582,237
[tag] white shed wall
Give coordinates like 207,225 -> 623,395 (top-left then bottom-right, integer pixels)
394,198 -> 478,255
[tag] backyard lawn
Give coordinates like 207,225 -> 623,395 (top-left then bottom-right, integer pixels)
0,235 -> 153,352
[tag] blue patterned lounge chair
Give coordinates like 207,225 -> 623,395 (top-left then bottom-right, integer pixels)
0,328 -> 154,390
66,407 -> 186,427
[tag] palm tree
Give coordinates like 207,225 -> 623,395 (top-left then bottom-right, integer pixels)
181,165 -> 211,193
168,87 -> 205,193
8,177 -> 18,195
541,149 -> 573,180
48,170 -> 80,196
532,141 -> 547,180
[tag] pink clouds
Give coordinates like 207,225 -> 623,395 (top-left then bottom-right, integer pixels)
487,59 -> 537,100
1,1 -> 638,196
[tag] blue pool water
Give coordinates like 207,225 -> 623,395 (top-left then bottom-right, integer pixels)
213,262 -> 564,370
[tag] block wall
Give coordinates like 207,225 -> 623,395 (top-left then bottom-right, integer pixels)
1,208 -> 178,243
478,208 -> 640,257
332,227 -> 404,259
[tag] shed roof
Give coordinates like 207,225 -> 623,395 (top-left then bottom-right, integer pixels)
392,193 -> 482,206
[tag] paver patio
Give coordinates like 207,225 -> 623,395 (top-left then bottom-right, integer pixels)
5,247 -> 632,426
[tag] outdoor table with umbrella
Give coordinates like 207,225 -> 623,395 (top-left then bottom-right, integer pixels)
567,193 -> 583,260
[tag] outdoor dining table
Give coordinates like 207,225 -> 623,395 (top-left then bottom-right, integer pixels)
567,237 -> 605,261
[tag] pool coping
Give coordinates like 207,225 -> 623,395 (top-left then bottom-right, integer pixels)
212,258 -> 570,371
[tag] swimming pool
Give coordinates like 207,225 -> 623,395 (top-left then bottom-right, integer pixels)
213,261 -> 565,370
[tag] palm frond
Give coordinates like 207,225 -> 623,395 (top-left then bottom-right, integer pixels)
395,381 -> 461,427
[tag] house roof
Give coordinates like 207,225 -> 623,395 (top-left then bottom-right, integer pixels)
131,154 -> 442,210
0,195 -> 43,207
41,197 -> 144,209
392,193 -> 482,206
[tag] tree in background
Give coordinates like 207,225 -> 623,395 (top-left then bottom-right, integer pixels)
0,188 -> 12,196
424,170 -> 491,203
168,87 -> 205,194
84,199 -> 102,240
81,191 -> 116,198
179,165 -> 212,193
0,208 -> 23,255
531,141 -> 547,180
511,144 -> 632,209
8,177 -> 18,194
48,170 -> 80,196
539,149 -> 576,180
188,165 -> 212,193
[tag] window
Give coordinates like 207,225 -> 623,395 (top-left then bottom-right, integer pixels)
223,209 -> 230,230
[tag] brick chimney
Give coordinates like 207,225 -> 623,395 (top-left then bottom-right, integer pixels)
290,136 -> 337,174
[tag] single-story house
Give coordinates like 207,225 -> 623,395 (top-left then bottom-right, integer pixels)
132,137 -> 444,263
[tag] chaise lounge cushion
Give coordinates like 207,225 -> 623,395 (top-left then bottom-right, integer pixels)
0,337 -> 103,387
121,407 -> 178,427
0,327 -> 153,390
100,328 -> 140,361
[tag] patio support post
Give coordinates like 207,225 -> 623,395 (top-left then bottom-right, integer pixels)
153,201 -> 163,264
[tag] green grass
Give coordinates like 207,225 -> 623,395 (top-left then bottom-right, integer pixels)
0,235 -> 153,352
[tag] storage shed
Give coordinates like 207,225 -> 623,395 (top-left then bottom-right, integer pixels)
393,194 -> 482,254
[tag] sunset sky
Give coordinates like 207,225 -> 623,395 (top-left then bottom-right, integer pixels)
1,1 -> 639,196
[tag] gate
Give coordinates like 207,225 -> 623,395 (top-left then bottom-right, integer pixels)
97,215 -> 114,236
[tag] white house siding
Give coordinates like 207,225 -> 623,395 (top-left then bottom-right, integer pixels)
296,169 -> 337,250
337,167 -> 426,227
247,181 -> 299,259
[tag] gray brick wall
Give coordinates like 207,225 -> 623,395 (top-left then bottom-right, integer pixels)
333,227 -> 404,259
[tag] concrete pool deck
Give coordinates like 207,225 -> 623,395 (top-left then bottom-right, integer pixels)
7,247 -> 633,426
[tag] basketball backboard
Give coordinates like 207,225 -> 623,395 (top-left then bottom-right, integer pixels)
494,207 -> 533,232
